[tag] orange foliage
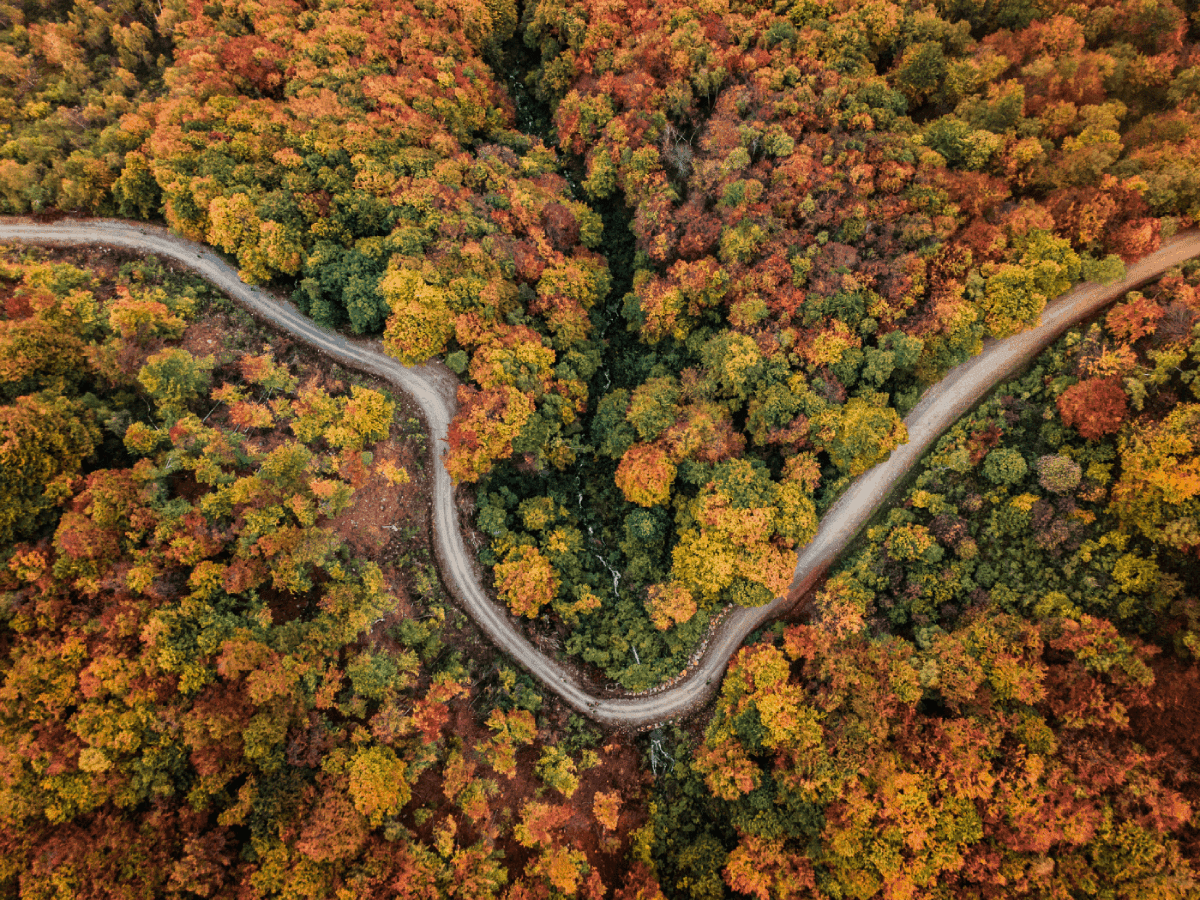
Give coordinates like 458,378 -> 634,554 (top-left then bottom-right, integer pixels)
724,836 -> 816,900
592,790 -> 621,832
662,402 -> 745,464
645,582 -> 697,631
1106,294 -> 1165,343
614,443 -> 677,508
444,384 -> 535,483
494,545 -> 559,618
514,800 -> 574,849
1057,376 -> 1129,440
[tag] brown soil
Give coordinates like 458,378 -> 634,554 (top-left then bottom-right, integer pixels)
402,691 -> 652,893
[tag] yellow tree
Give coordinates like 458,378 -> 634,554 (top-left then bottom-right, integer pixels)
0,393 -> 100,543
670,459 -> 807,608
494,544 -> 559,617
380,268 -> 456,365
811,394 -> 908,476
1110,403 -> 1200,552
347,744 -> 410,827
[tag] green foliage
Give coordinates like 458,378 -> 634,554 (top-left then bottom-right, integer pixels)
812,395 -> 908,477
137,348 -> 214,420
591,389 -> 636,458
816,267 -> 1200,656
981,446 -> 1028,485
626,376 -> 681,442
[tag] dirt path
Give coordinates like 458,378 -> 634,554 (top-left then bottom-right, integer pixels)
4,217 -> 1198,728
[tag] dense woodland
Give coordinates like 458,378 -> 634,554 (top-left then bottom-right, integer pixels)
643,265 -> 1200,900
0,247 -> 651,898
1,0 -> 1199,896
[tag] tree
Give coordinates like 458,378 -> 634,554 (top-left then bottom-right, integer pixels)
723,836 -> 815,900
138,348 -> 214,420
967,229 -> 1083,338
615,443 -> 677,508
1037,454 -> 1082,494
445,385 -> 535,483
494,545 -> 559,618
670,459 -> 800,608
1110,403 -> 1200,552
591,389 -> 636,458
1057,376 -> 1129,440
688,609 -> 1191,900
481,708 -> 537,777
381,268 -> 456,364
645,582 -> 697,631
981,446 -> 1028,485
0,318 -> 88,400
592,791 -> 621,832
107,288 -> 187,344
0,392 -> 99,543
347,745 -> 409,828
328,386 -> 395,451
812,395 -> 908,477
626,376 -> 681,442
894,42 -> 948,105
1106,293 -> 1165,344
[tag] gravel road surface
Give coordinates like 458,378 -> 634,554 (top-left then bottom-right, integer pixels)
4,217 -> 1197,727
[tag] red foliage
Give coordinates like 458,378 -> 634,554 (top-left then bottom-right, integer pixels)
966,422 -> 1004,465
1057,376 -> 1129,440
542,203 -> 580,251
1109,217 -> 1163,262
1106,294 -> 1165,343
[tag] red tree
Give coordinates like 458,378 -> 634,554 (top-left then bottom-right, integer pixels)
1057,376 -> 1129,440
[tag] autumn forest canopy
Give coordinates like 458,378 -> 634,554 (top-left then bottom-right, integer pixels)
2,0 -> 1200,897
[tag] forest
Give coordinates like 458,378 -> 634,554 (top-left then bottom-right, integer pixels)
1,0 -> 1199,896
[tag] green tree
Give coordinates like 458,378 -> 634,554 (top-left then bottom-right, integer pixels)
812,395 -> 908,477
0,392 -> 99,543
138,349 -> 214,420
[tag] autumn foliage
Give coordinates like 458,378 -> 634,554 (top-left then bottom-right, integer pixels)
0,249 -> 652,899
10,0 -> 1200,690
1057,376 -> 1129,440
5,1 -> 1200,889
677,614 -> 1196,899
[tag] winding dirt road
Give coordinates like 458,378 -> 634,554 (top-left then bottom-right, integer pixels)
3,217 -> 1198,728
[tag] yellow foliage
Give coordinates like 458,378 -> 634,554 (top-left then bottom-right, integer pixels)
1110,403 -> 1200,551
380,268 -> 455,365
593,790 -> 622,832
670,468 -> 799,607
494,545 -> 558,618
378,460 -> 409,485
347,744 -> 410,827
328,386 -> 395,451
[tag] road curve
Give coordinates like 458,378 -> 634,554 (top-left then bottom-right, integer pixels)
3,217 -> 1199,728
